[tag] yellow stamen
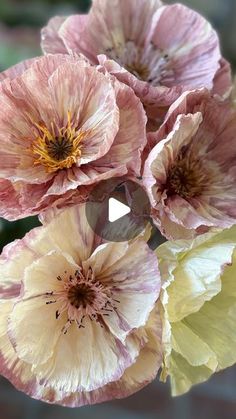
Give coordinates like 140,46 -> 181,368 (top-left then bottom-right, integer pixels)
31,111 -> 85,173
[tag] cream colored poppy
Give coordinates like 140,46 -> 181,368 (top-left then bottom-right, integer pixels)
156,226 -> 236,395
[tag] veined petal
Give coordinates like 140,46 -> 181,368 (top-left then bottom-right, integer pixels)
48,64 -> 120,164
158,227 -> 236,322
84,239 -> 160,340
96,79 -> 147,177
41,204 -> 97,265
32,317 -> 143,393
7,253 -> 78,366
0,203 -> 163,404
56,306 -> 162,406
0,225 -> 55,298
158,225 -> 236,395
169,351 -> 213,396
171,321 -> 217,369
145,90 -> 236,238
41,16 -> 67,54
58,0 -> 163,62
0,54 -> 146,219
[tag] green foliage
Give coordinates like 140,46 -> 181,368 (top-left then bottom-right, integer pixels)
0,217 -> 41,251
0,0 -> 91,27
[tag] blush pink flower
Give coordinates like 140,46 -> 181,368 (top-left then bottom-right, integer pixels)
143,89 -> 236,239
0,204 -> 162,406
0,54 -> 146,220
41,0 -> 230,120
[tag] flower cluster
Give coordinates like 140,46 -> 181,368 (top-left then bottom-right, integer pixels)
0,0 -> 236,408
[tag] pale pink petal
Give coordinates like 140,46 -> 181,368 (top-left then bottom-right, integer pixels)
0,58 -> 36,82
41,16 -> 67,54
0,180 -> 22,221
0,53 -> 146,219
59,0 -> 163,62
151,208 -> 197,240
0,224 -> 57,297
0,300 -> 68,405
8,252 -> 78,366
212,58 -> 232,99
40,204 -> 98,265
98,54 -> 183,109
83,239 -> 160,341
143,112 -> 203,207
59,306 -> 162,406
32,317 -> 144,393
95,79 -> 147,177
48,63 -> 120,164
43,165 -> 127,196
58,15 -> 91,56
144,89 -> 236,237
150,4 -> 220,89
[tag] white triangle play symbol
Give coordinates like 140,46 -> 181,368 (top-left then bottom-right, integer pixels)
108,198 -> 130,222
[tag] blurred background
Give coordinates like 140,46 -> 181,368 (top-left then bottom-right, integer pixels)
0,0 -> 235,418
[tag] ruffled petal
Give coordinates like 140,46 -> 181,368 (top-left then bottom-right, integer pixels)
95,79 -> 147,177
48,63 -> 120,164
150,4 -> 220,89
212,58 -> 232,99
41,16 -> 67,54
8,251 -> 77,365
60,306 -> 162,407
158,226 -> 236,395
0,58 -> 36,81
41,204 -> 98,265
158,227 -> 236,322
145,89 -> 236,237
184,250 -> 236,370
143,112 -> 203,208
59,0 -> 162,62
83,239 -> 160,341
0,225 -> 55,298
32,317 -> 143,393
168,248 -> 236,396
169,350 -> 213,396
0,299 -> 74,405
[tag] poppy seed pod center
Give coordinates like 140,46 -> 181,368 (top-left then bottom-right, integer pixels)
67,283 -> 96,309
32,111 -> 84,173
167,156 -> 206,199
45,266 -> 120,334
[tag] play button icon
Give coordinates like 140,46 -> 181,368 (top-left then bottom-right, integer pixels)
108,198 -> 130,222
85,177 -> 151,242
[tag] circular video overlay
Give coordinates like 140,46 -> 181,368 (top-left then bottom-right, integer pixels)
85,177 -> 151,242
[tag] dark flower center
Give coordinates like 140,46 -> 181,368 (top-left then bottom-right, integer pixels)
166,158 -> 206,199
125,62 -> 150,81
46,136 -> 74,161
67,283 -> 96,309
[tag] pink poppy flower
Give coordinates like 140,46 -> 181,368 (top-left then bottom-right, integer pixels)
143,89 -> 236,239
0,54 -> 146,220
41,1 -> 230,119
0,204 -> 162,406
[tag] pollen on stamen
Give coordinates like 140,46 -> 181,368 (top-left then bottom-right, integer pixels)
51,266 -> 120,334
31,111 -> 87,173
